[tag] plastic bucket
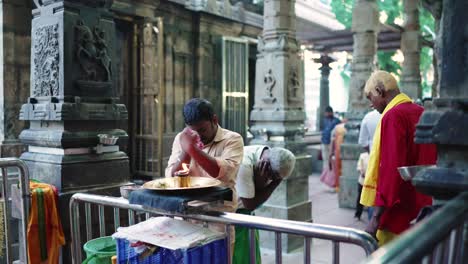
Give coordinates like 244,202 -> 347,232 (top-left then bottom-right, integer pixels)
82,236 -> 116,264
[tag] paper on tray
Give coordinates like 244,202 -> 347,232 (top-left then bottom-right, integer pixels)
112,216 -> 225,250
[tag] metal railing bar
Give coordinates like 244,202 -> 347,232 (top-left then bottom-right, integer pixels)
0,158 -> 30,264
128,209 -> 135,225
275,232 -> 282,264
304,237 -> 311,264
70,199 -> 82,264
431,243 -> 441,264
85,203 -> 92,241
1,168 -> 12,264
145,212 -> 150,220
333,241 -> 339,264
461,221 -> 468,264
447,229 -> 456,264
69,193 -> 377,253
427,252 -> 434,264
225,224 -> 232,264
365,192 -> 468,263
422,255 -> 429,264
98,205 -> 105,237
249,228 -> 256,264
453,225 -> 462,263
114,208 -> 120,230
441,236 -> 450,263
69,193 -> 378,263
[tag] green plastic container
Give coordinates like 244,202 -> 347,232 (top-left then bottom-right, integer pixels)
82,236 -> 116,264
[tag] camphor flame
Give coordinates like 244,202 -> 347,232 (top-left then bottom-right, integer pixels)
177,163 -> 189,176
176,163 -> 190,187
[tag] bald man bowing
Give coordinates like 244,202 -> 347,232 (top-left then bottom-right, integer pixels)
360,71 -> 437,246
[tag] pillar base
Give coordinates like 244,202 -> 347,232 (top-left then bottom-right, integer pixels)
0,140 -> 26,158
20,151 -> 129,191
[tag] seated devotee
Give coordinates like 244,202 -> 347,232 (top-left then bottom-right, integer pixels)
360,71 -> 437,246
233,145 -> 296,264
165,98 -> 244,253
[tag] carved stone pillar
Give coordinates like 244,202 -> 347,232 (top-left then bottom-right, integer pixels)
400,0 -> 422,99
315,54 -> 334,131
414,0 -> 468,255
414,0 -> 468,201
0,0 -> 31,158
339,0 -> 379,208
249,0 -> 312,252
422,0 -> 443,98
19,1 -> 129,261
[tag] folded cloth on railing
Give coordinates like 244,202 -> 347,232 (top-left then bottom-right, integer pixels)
128,187 -> 232,213
28,181 -> 65,264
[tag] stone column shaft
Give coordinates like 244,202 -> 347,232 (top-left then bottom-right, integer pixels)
0,1 -> 30,157
339,0 -> 379,208
19,1 -> 131,262
315,54 -> 334,130
400,0 -> 422,99
414,0 -> 468,202
249,0 -> 312,252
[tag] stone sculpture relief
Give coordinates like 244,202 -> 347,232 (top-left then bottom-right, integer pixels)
288,69 -> 301,102
262,69 -> 277,103
75,20 -> 112,83
33,0 -> 112,8
33,24 -> 60,97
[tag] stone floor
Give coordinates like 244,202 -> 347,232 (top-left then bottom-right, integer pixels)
261,174 -> 371,264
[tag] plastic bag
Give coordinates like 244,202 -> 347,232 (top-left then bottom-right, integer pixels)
320,168 -> 336,188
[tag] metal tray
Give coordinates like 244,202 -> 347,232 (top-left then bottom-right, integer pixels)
142,176 -> 222,191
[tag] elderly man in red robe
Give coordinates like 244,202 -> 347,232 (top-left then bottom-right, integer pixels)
360,71 -> 437,246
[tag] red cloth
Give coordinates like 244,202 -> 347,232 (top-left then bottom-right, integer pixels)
375,102 -> 436,234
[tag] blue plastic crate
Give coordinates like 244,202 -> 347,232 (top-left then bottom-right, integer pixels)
116,238 -> 228,264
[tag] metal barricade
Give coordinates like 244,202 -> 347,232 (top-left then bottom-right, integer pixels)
70,193 -> 378,264
0,158 -> 30,264
365,191 -> 468,264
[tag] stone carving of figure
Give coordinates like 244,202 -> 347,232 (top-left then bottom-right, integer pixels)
76,20 -> 98,80
94,27 -> 112,82
264,69 -> 276,97
289,69 -> 300,99
262,69 -> 277,104
75,20 -> 112,82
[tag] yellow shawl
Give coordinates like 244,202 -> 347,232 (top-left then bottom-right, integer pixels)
360,93 -> 412,206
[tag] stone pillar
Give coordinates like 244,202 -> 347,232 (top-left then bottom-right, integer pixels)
414,0 -> 468,256
0,1 -> 31,158
413,0 -> 468,200
0,3 -> 31,261
315,54 -> 334,130
339,0 -> 379,208
19,0 -> 129,261
400,0 -> 422,99
422,0 -> 443,98
249,0 -> 313,252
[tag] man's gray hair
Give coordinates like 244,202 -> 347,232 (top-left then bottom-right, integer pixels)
269,147 -> 296,179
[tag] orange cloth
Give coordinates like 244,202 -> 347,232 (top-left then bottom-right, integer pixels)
332,123 -> 346,189
28,181 -> 65,264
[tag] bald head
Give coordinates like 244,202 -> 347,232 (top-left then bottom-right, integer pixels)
364,71 -> 399,97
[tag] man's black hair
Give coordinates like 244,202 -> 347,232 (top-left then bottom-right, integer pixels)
325,106 -> 333,113
183,98 -> 215,125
